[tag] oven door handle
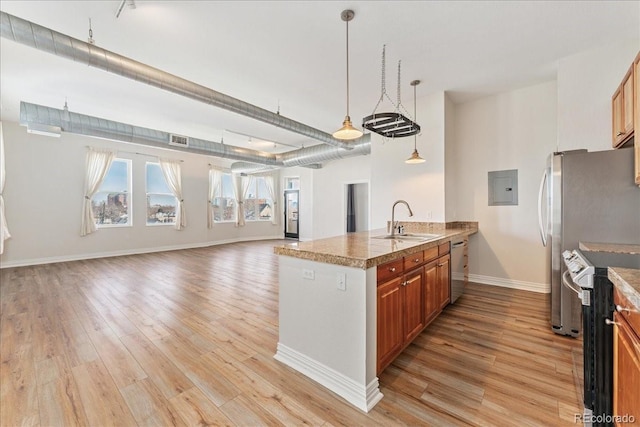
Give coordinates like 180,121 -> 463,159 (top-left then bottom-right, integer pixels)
561,270 -> 581,296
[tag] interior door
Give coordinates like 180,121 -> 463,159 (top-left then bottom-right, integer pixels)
284,190 -> 299,239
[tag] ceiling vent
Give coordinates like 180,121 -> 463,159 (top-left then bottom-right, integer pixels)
169,134 -> 189,148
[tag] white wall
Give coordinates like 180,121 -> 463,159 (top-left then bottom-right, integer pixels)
0,121 -> 281,267
370,91 -> 446,228
444,93 -> 457,221
453,81 -> 558,291
353,183 -> 369,232
558,40 -> 639,152
310,156 -> 371,239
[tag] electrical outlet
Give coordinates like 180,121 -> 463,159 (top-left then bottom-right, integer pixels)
337,273 -> 346,291
426,211 -> 433,220
303,269 -> 315,280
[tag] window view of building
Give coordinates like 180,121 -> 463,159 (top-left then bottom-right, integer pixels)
146,162 -> 177,225
212,173 -> 236,222
92,159 -> 131,226
245,176 -> 272,221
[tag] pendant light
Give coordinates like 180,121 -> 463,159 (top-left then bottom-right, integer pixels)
406,80 -> 425,164
333,10 -> 363,141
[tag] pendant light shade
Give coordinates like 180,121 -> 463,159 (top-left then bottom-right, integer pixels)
334,10 -> 363,141
406,147 -> 425,164
333,116 -> 362,140
405,79 -> 425,164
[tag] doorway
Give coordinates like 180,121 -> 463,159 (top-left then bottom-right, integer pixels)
346,182 -> 369,233
284,190 -> 299,239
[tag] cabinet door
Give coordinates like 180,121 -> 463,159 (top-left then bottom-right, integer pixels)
622,68 -> 634,136
613,87 -> 624,147
424,260 -> 439,323
437,254 -> 451,309
377,276 -> 403,373
403,267 -> 425,343
613,315 -> 640,424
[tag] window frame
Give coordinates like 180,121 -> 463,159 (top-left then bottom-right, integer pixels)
244,176 -> 273,222
212,172 -> 237,224
145,162 -> 178,227
92,158 -> 132,229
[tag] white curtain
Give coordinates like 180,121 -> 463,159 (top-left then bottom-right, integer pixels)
208,167 -> 222,228
263,173 -> 278,226
235,174 -> 251,227
0,122 -> 11,254
159,158 -> 186,230
81,147 -> 115,236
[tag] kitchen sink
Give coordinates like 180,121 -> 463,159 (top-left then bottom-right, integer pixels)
372,233 -> 442,241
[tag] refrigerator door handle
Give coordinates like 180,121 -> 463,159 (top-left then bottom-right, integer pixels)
537,169 -> 548,247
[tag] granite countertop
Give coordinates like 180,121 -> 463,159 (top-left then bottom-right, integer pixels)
608,267 -> 640,311
274,222 -> 478,269
579,242 -> 640,255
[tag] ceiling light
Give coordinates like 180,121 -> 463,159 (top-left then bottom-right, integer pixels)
405,80 -> 425,164
333,10 -> 363,141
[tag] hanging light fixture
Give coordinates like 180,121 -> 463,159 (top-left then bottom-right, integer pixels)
333,9 -> 363,141
406,80 -> 425,164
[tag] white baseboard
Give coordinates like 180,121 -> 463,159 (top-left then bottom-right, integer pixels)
468,273 -> 549,293
0,234 -> 284,268
274,343 -> 383,413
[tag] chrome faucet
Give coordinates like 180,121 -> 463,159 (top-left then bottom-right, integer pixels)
390,200 -> 414,236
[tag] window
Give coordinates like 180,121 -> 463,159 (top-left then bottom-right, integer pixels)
285,177 -> 300,190
212,173 -> 236,222
92,158 -> 131,227
146,162 -> 177,225
244,176 -> 272,221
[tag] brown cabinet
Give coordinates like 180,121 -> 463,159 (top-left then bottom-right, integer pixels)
437,254 -> 451,310
376,242 -> 452,374
612,288 -> 640,425
424,260 -> 439,324
377,276 -> 404,372
612,64 -> 635,148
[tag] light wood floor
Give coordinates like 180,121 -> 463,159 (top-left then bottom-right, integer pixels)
1,240 -> 583,426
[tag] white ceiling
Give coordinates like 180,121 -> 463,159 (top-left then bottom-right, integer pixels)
1,1 -> 638,156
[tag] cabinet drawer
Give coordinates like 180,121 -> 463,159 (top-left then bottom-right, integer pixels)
404,251 -> 424,270
438,242 -> 450,256
424,247 -> 439,262
377,259 -> 404,283
614,287 -> 640,336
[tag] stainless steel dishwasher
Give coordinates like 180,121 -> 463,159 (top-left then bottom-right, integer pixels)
450,238 -> 467,303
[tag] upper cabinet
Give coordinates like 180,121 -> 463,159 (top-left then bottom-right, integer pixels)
634,53 -> 640,185
613,50 -> 640,186
612,63 -> 634,148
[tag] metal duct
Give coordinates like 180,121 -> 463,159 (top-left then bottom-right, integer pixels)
279,140 -> 371,167
229,162 -> 280,174
20,101 -> 371,169
20,102 -> 281,165
230,161 -> 323,174
1,11 -> 365,149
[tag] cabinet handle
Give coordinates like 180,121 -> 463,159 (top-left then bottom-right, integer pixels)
616,305 -> 636,314
414,258 -> 420,263
605,318 -> 619,326
401,281 -> 407,287
616,131 -> 625,136
389,267 -> 396,272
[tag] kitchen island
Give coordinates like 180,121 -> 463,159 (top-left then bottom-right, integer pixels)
273,222 -> 478,412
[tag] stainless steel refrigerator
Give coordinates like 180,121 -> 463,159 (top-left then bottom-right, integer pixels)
538,147 -> 640,337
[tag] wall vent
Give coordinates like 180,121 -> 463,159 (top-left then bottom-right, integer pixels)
169,134 -> 189,148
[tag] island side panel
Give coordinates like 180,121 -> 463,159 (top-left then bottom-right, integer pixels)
275,255 -> 382,411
